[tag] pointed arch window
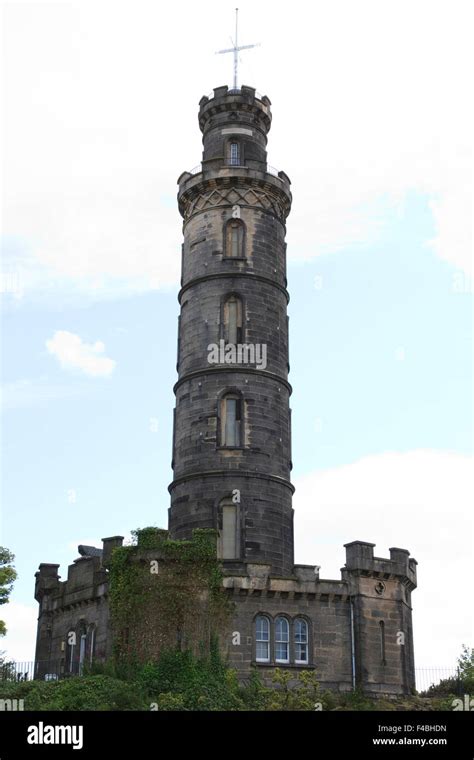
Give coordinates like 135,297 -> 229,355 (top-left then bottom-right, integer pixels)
255,616 -> 270,662
217,496 -> 239,559
223,295 -> 243,345
220,392 -> 242,447
275,617 -> 290,663
225,219 -> 245,258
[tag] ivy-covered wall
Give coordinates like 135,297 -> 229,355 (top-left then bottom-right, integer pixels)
109,527 -> 233,664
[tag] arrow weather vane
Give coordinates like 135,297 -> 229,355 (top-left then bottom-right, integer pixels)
216,8 -> 260,90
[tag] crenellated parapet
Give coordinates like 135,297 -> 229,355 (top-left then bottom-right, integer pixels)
198,85 -> 272,147
33,537 -> 124,678
342,541 -> 417,591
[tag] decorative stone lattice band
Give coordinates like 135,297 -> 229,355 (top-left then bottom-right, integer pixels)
180,182 -> 290,224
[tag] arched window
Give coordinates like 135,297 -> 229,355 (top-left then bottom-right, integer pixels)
225,219 -> 245,258
78,633 -> 87,675
275,617 -> 289,663
66,631 -> 75,674
379,621 -> 386,664
294,618 -> 309,664
87,624 -> 96,666
255,616 -> 270,662
220,392 -> 242,447
77,620 -> 87,676
223,295 -> 243,345
217,496 -> 239,559
229,141 -> 240,166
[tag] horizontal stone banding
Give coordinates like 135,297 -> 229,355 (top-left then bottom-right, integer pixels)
173,366 -> 292,395
168,469 -> 295,494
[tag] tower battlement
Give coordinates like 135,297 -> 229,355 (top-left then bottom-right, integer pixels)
178,84 -> 286,186
198,85 -> 272,134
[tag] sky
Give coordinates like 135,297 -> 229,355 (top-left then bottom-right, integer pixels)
0,0 -> 472,680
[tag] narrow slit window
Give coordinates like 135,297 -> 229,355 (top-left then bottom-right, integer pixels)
275,617 -> 289,663
256,616 -> 270,662
380,621 -> 386,664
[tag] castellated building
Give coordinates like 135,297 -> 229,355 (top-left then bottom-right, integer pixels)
34,85 -> 417,696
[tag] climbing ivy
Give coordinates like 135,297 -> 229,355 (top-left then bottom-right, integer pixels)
108,527 -> 232,665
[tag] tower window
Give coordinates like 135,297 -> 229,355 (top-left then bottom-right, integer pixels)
223,295 -> 243,344
217,496 -> 239,559
255,616 -> 270,662
229,142 -> 240,165
225,219 -> 245,258
275,617 -> 289,663
294,618 -> 309,664
220,393 -> 242,447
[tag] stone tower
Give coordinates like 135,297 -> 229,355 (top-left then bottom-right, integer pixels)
33,84 -> 418,698
169,85 -> 294,576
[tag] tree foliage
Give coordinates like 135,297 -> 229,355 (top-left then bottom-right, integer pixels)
420,645 -> 473,698
457,644 -> 474,693
0,547 -> 17,636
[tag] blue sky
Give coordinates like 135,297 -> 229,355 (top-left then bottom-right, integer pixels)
1,0 -> 472,673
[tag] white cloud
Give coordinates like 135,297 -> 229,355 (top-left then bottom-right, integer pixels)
1,0 -> 471,305
46,330 -> 116,377
427,166 -> 472,274
1,602 -> 37,663
293,450 -> 473,669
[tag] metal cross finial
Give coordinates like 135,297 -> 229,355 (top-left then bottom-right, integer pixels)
216,8 -> 260,91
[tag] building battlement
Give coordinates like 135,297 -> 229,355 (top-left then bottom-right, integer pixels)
342,541 -> 417,590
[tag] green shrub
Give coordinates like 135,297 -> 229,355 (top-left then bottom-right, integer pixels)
150,692 -> 187,711
137,645 -> 244,711
335,687 -> 376,711
2,652 -> 461,711
0,675 -> 147,711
